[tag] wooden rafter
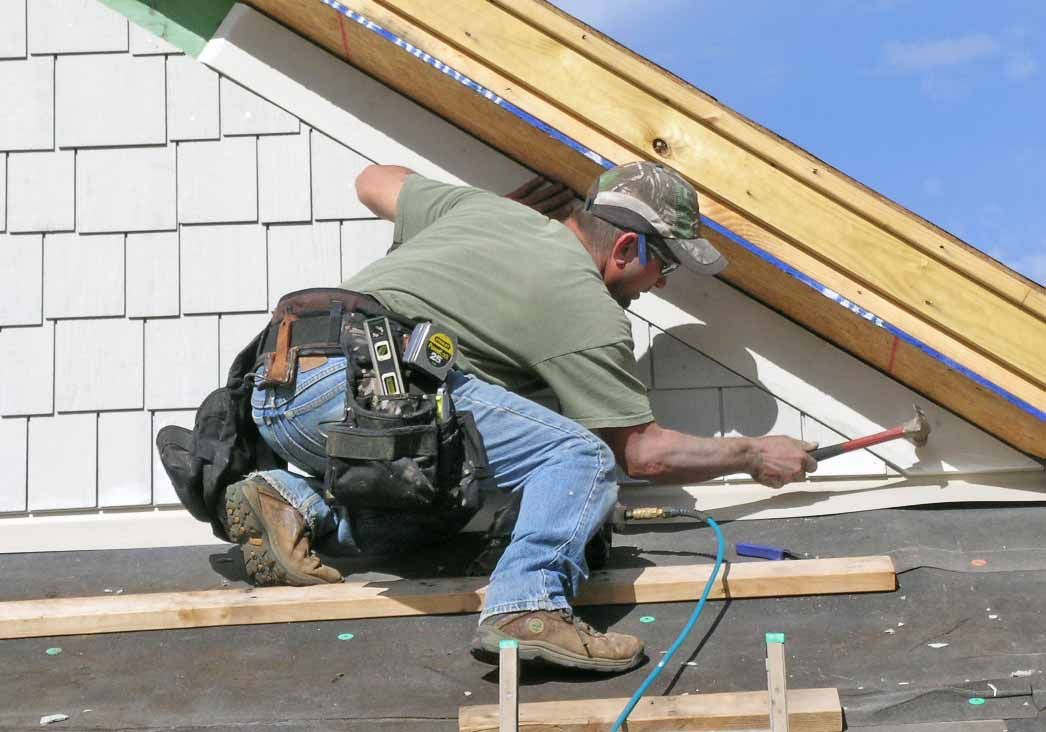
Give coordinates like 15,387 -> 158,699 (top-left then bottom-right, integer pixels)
241,0 -> 1044,456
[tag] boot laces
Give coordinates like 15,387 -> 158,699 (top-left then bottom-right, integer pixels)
556,609 -> 605,654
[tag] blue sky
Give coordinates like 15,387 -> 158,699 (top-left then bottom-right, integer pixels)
552,1 -> 1045,285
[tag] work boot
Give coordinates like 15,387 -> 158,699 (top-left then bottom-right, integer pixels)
471,609 -> 644,673
220,476 -> 342,587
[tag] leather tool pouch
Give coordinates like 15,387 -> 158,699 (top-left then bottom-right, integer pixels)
323,306 -> 489,519
262,288 -> 489,518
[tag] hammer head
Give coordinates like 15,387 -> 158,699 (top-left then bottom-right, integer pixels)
902,405 -> 931,447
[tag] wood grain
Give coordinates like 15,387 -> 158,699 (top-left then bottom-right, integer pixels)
239,0 -> 1044,454
491,0 -> 1045,319
0,556 -> 895,639
459,687 -> 842,732
372,0 -> 1045,385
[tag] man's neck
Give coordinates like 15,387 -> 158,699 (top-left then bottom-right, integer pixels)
562,216 -> 607,273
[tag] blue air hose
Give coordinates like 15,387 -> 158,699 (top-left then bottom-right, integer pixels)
610,509 -> 726,732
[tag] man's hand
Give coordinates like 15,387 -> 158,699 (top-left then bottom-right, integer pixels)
505,176 -> 576,220
746,436 -> 818,489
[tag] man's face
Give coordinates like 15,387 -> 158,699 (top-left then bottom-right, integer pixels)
605,234 -> 668,308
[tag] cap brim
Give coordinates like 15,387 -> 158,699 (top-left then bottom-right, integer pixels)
664,237 -> 727,276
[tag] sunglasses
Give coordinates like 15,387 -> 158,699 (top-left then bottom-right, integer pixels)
637,233 -> 680,277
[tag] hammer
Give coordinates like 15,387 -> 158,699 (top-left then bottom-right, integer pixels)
809,405 -> 930,461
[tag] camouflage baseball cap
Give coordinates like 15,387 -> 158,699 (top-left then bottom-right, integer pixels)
584,161 -> 726,276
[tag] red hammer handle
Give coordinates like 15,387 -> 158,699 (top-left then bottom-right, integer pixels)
809,425 -> 906,461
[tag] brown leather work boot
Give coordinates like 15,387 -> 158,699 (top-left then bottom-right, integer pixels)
472,609 -> 644,672
220,476 -> 342,587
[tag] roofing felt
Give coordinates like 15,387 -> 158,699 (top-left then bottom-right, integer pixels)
3,506 -> 1046,729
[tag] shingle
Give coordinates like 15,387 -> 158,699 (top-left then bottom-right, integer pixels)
219,312 -> 271,380
220,76 -> 298,136
28,413 -> 96,511
649,388 -> 721,437
98,411 -> 152,507
27,0 -> 127,55
43,232 -> 124,318
802,415 -> 888,477
177,138 -> 257,223
55,318 -> 143,412
7,150 -> 74,232
130,23 -> 182,56
180,224 -> 267,313
0,232 -> 42,326
167,56 -> 219,141
77,146 -> 176,233
0,417 -> 27,512
340,219 -> 394,279
0,0 -> 26,59
268,222 -> 340,307
311,131 -> 372,220
151,409 -> 195,505
0,153 -> 5,230
55,54 -> 165,148
144,316 -> 218,409
0,321 -> 53,416
723,386 -> 803,438
0,56 -> 52,151
258,129 -> 311,223
126,231 -> 179,318
722,386 -> 804,480
651,327 -> 750,389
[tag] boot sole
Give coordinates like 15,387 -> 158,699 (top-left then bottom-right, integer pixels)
226,481 -> 326,587
472,624 -> 643,673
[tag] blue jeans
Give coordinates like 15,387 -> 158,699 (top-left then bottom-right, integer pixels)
250,357 -> 619,621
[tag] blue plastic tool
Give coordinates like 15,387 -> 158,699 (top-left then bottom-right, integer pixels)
736,542 -> 795,561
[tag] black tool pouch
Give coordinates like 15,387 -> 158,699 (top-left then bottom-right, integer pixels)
322,307 -> 489,520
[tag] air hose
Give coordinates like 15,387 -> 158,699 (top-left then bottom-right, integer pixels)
609,507 -> 726,732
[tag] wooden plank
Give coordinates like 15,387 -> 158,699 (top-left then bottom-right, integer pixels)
766,635 -> 789,732
373,0 -> 1045,386
459,687 -> 842,732
493,0 -> 1045,319
498,640 -> 519,732
242,0 -> 1043,456
0,556 -> 895,639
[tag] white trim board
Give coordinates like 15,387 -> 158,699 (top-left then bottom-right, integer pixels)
199,4 -> 527,193
3,472 -> 1042,554
631,276 -> 1042,476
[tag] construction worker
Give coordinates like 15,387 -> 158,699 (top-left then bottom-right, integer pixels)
223,161 -> 817,672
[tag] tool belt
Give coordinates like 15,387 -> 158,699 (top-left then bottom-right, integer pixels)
258,288 -> 489,520
156,287 -> 488,542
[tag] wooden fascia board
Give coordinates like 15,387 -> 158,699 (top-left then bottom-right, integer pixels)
493,0 -> 1046,321
371,0 -> 1044,388
242,0 -> 1045,457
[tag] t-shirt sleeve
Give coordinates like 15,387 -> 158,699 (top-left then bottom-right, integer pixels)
532,343 -> 653,430
393,174 -> 487,248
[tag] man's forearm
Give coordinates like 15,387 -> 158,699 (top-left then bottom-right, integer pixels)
627,425 -> 755,484
604,421 -> 816,488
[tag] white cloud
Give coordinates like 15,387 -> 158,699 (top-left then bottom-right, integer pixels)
884,34 -> 999,72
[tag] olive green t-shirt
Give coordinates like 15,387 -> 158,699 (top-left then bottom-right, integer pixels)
342,174 -> 652,430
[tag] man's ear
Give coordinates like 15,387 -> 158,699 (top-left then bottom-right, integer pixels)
610,232 -> 640,268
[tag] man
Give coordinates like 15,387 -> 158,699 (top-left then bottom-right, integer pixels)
224,161 -> 816,672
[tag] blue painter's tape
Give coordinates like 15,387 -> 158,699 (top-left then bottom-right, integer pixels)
317,0 -> 1042,424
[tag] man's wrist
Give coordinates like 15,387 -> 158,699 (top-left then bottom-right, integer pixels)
735,436 -> 759,476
